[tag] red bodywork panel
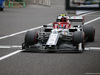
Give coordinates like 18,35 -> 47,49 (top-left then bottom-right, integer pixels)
53,22 -> 71,29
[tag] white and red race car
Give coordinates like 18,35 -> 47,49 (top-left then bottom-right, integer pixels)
22,14 -> 95,52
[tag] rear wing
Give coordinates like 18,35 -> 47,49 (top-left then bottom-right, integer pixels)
69,16 -> 84,24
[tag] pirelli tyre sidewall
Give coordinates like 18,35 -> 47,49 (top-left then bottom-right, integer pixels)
83,25 -> 95,42
25,31 -> 38,48
73,31 -> 85,50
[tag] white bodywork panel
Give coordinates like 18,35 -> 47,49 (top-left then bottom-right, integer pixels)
78,43 -> 83,51
70,16 -> 83,20
46,33 -> 59,46
46,29 -> 61,46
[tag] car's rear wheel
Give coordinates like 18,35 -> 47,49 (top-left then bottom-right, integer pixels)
23,31 -> 38,49
73,31 -> 85,52
83,25 -> 95,42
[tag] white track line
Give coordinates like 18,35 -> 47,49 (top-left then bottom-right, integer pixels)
0,45 -> 21,48
80,11 -> 98,16
0,46 -> 100,61
0,50 -> 22,61
85,47 -> 100,50
90,47 -> 100,50
0,26 -> 43,40
0,46 -> 11,48
84,17 -> 100,25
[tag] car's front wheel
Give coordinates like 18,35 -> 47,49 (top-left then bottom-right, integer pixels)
73,31 -> 85,52
22,31 -> 38,49
83,25 -> 95,42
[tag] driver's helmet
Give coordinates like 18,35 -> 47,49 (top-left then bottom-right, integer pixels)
59,14 -> 66,17
56,14 -> 68,22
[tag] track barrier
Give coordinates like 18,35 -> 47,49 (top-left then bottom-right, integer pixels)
8,0 -> 25,8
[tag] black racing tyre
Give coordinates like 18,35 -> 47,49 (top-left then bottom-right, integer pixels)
1,8 -> 3,11
73,31 -> 84,45
25,31 -> 38,48
83,25 -> 95,42
73,31 -> 85,50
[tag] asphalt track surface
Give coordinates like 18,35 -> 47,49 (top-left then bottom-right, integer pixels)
0,2 -> 100,75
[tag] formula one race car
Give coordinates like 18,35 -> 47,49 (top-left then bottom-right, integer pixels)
22,14 -> 95,52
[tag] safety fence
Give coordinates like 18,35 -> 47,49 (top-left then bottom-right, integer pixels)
8,0 -> 25,8
6,0 -> 50,8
